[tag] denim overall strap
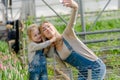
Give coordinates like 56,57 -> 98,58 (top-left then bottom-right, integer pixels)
55,38 -> 73,57
54,38 -> 73,58
36,49 -> 44,56
29,49 -> 48,80
62,38 -> 73,51
29,49 -> 45,69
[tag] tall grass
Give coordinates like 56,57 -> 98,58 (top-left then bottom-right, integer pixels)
0,42 -> 28,80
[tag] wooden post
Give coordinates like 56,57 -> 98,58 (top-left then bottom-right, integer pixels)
88,69 -> 92,80
0,5 -> 6,24
118,0 -> 120,9
21,0 -> 36,21
78,0 -> 86,40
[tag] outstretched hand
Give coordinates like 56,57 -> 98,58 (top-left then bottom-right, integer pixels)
61,0 -> 78,9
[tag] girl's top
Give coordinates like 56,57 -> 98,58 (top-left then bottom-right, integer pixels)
28,41 -> 51,63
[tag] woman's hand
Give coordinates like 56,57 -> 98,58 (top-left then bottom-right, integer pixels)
61,0 -> 78,10
50,36 -> 56,43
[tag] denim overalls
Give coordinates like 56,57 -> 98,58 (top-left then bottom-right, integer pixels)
56,38 -> 106,80
28,50 -> 48,80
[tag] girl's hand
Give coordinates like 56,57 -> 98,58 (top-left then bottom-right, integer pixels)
50,36 -> 56,43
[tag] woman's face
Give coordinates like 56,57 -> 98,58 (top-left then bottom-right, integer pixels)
41,22 -> 56,39
31,28 -> 42,43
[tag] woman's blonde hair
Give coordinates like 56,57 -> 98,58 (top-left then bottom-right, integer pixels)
39,21 -> 59,38
27,24 -> 39,41
39,21 -> 49,34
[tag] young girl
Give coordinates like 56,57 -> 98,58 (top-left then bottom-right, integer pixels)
27,24 -> 56,80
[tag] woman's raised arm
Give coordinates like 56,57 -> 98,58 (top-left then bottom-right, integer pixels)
62,0 -> 78,34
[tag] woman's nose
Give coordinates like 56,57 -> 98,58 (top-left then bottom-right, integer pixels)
45,27 -> 49,31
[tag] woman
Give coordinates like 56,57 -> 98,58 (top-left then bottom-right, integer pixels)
39,0 -> 106,80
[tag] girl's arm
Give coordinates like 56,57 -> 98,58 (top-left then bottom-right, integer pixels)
29,36 -> 56,52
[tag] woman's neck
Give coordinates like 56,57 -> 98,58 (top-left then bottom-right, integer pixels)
54,33 -> 63,49
55,32 -> 62,41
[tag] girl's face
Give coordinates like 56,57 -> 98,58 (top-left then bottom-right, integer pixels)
31,28 -> 42,43
41,22 -> 56,39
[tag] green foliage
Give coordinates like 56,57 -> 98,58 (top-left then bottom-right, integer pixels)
56,24 -> 66,33
0,41 -> 9,54
86,19 -> 120,31
24,16 -> 35,26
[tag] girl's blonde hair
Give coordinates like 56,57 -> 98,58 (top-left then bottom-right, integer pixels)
27,24 -> 39,41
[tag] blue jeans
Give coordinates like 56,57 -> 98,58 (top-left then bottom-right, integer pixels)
29,68 -> 48,80
62,38 -> 106,80
28,50 -> 48,80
